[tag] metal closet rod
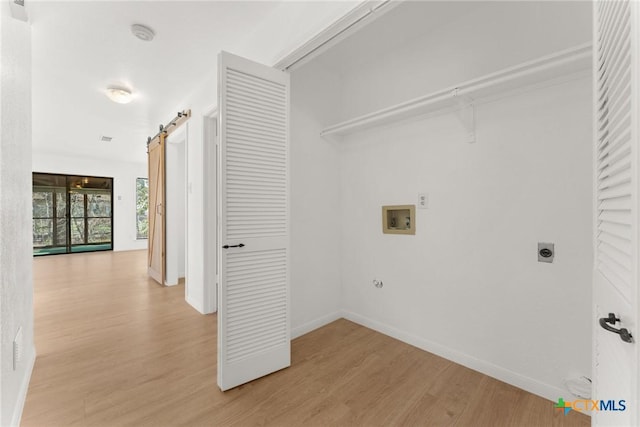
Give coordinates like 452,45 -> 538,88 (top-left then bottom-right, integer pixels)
147,109 -> 192,145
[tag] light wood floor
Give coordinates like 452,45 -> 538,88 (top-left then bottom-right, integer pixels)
23,250 -> 589,427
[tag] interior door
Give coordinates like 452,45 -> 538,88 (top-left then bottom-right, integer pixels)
593,1 -> 638,425
217,51 -> 290,391
148,133 -> 166,285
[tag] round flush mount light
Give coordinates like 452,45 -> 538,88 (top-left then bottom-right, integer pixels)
131,24 -> 155,42
106,86 -> 133,104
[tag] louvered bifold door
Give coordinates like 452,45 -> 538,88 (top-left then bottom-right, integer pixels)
217,51 -> 290,391
593,1 -> 638,425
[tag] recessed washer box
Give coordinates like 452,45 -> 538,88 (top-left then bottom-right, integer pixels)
382,205 -> 415,235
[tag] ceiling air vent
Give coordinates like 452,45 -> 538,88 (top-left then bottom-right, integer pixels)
99,136 -> 113,143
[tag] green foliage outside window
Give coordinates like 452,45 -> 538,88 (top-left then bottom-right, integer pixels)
136,178 -> 149,239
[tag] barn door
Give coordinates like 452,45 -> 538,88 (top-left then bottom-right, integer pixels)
593,1 -> 638,425
217,51 -> 290,391
148,133 -> 166,285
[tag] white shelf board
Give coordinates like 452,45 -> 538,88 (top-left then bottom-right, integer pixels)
320,43 -> 593,138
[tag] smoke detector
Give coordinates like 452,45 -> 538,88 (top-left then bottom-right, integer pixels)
131,24 -> 155,42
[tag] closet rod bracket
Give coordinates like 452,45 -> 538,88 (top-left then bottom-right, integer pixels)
452,89 -> 476,143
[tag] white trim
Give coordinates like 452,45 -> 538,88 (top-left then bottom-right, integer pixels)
202,109 -> 218,314
291,311 -> 342,339
634,2 -> 640,420
203,105 -> 218,118
147,267 -> 161,284
10,346 -> 36,427
186,294 -> 206,315
273,0 -> 398,71
341,310 -> 568,403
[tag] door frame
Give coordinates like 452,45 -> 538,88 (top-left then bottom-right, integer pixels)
203,105 -> 218,314
165,125 -> 188,287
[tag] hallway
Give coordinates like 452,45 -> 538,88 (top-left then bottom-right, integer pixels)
23,250 -> 216,425
23,251 -> 589,426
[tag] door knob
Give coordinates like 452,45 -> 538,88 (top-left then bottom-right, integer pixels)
599,313 -> 633,343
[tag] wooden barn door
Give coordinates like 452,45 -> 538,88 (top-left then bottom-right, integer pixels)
148,133 -> 166,285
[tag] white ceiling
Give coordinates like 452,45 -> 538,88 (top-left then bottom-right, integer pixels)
312,1 -> 483,73
29,0 -> 360,164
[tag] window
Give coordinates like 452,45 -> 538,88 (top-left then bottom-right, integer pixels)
136,177 -> 149,239
33,173 -> 113,256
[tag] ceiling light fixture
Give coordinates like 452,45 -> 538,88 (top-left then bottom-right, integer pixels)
131,24 -> 155,42
106,86 -> 132,104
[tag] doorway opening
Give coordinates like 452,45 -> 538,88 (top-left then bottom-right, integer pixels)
32,172 -> 113,256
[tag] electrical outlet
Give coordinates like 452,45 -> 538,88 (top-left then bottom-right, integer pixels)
538,242 -> 555,263
418,193 -> 428,209
13,327 -> 23,370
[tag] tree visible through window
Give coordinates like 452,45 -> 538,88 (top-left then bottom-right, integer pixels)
33,173 -> 113,256
136,178 -> 149,239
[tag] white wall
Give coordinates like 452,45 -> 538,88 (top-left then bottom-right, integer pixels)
338,1 -> 593,119
0,3 -> 35,426
339,78 -> 592,401
165,127 -> 187,285
318,0 -> 593,401
162,75 -> 217,314
164,1 -> 593,403
289,60 -> 345,337
32,151 -> 147,252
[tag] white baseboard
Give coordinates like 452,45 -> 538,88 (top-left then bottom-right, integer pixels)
10,346 -> 36,427
113,247 -> 147,253
341,310 -> 566,403
292,311 -> 342,339
186,294 -> 205,314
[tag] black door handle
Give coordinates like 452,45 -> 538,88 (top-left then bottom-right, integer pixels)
599,313 -> 633,343
222,243 -> 245,249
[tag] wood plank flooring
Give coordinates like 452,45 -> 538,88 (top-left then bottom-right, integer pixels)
23,250 -> 589,426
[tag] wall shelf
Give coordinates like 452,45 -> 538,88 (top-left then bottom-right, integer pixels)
320,43 -> 592,138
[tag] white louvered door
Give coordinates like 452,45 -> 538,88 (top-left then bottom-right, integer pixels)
593,1 -> 638,425
217,51 -> 290,391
